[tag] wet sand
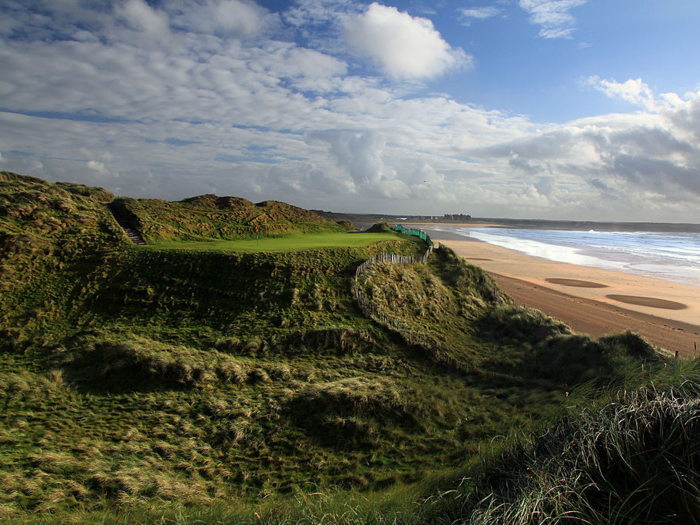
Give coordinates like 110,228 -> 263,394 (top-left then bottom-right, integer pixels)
423,229 -> 700,357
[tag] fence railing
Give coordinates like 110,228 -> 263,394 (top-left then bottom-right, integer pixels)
354,250 -> 431,280
353,247 -> 433,311
352,238 -> 478,374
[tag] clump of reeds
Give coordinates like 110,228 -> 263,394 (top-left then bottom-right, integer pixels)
214,360 -> 249,384
525,330 -> 667,387
297,327 -> 373,355
0,370 -> 72,404
486,304 -> 572,342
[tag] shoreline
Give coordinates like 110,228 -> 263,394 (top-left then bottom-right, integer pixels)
421,228 -> 700,357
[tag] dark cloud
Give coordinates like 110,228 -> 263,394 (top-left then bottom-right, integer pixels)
306,129 -> 388,185
669,100 -> 700,142
586,177 -> 618,200
509,153 -> 542,174
466,98 -> 700,212
611,155 -> 700,199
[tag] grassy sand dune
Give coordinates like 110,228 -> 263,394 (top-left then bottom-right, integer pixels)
0,173 -> 694,523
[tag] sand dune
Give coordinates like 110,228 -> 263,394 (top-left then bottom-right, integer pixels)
424,229 -> 700,358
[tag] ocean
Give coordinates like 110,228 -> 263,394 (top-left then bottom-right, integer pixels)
444,227 -> 700,287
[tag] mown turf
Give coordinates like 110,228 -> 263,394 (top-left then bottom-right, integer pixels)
149,231 -> 420,252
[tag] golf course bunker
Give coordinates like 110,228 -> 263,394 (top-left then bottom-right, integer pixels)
546,278 -> 609,288
607,295 -> 688,311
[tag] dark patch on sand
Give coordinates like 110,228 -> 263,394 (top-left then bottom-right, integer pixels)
468,258 -> 493,262
607,295 -> 688,311
546,278 -> 608,289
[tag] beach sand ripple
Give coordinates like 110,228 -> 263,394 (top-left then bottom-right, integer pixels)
607,295 -> 688,311
546,278 -> 608,289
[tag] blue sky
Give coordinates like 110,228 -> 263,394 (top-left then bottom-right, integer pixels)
1,0 -> 700,221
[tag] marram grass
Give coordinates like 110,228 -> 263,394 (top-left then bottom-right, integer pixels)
422,375 -> 700,525
1,173 -> 695,524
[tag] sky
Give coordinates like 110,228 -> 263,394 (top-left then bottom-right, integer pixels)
1,0 -> 700,222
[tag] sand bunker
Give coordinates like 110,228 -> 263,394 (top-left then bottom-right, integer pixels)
546,278 -> 608,289
607,295 -> 688,311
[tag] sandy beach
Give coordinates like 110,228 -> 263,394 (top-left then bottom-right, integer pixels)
420,227 -> 700,357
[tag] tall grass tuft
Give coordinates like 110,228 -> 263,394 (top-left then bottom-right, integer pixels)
62,334 -> 265,389
425,379 -> 700,524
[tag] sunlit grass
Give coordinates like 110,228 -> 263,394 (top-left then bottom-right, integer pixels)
3,172 -> 695,524
148,232 -> 414,252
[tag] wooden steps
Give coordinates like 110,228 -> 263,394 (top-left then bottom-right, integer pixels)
107,203 -> 146,245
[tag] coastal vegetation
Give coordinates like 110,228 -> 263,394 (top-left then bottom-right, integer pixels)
0,171 -> 696,524
109,193 -> 352,244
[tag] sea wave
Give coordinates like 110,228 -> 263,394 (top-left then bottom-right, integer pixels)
454,227 -> 700,286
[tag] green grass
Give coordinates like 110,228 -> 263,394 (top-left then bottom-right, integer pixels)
420,372 -> 700,525
110,193 -> 352,244
1,172 -> 694,524
148,232 -> 417,252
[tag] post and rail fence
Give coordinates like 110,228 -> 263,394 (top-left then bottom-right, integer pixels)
351,228 -> 482,374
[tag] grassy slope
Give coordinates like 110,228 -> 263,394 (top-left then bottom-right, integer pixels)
0,172 -> 687,523
110,193 -> 351,244
421,370 -> 700,524
0,171 -> 126,340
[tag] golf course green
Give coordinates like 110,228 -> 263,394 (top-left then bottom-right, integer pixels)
148,231 -> 415,252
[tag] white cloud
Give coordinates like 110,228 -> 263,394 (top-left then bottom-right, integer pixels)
519,0 -> 588,39
587,76 -> 697,115
468,87 -> 700,218
284,0 -> 356,27
587,76 -> 657,111
117,0 -> 170,38
344,3 -> 471,80
215,0 -> 268,35
2,2 -> 700,221
306,129 -> 412,198
87,160 -> 109,174
254,44 -> 348,80
458,6 -> 502,25
168,0 -> 277,37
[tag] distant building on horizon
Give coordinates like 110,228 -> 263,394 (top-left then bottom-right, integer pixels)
442,213 -> 471,222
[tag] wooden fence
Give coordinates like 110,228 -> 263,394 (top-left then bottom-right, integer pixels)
352,240 -> 481,375
352,227 -> 434,335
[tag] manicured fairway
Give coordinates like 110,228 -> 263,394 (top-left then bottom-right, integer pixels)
146,231 -> 414,252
